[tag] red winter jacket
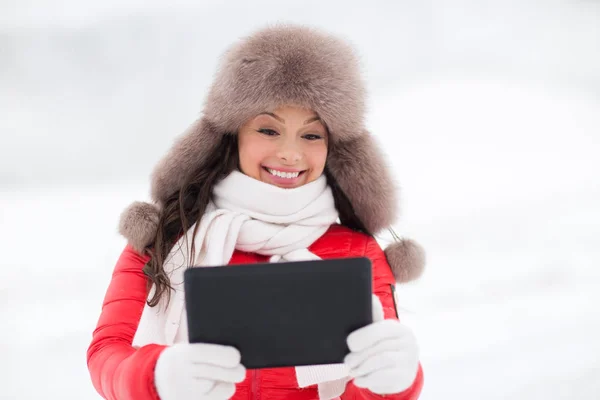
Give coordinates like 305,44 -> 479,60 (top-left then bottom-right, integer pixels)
87,224 -> 423,400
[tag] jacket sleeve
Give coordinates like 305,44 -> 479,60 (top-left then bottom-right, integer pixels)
87,245 -> 167,400
341,235 -> 424,400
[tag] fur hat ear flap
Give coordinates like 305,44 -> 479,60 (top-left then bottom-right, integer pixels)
118,201 -> 161,253
384,239 -> 426,283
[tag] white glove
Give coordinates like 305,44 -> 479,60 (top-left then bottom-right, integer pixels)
344,295 -> 419,395
154,342 -> 246,400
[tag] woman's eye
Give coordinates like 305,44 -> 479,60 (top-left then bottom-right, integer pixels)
303,134 -> 324,141
257,128 -> 278,136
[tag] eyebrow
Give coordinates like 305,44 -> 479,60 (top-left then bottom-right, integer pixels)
259,112 -> 322,125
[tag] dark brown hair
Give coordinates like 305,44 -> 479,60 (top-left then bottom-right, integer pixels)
143,134 -> 370,307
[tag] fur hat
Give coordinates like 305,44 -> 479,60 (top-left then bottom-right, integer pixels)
119,24 -> 425,283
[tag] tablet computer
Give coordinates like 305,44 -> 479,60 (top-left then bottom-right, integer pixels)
183,257 -> 373,369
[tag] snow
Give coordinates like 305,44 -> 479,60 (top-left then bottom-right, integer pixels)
2,80 -> 599,399
1,1 -> 600,399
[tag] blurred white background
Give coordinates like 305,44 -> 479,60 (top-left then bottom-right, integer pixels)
1,0 -> 599,399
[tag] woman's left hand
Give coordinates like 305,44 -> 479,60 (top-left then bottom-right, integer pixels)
344,295 -> 420,395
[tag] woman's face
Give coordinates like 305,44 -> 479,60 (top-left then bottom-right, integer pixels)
237,105 -> 329,189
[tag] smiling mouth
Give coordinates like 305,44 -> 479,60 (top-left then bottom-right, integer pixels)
262,167 -> 306,179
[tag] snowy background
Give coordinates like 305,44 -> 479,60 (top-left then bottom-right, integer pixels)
1,0 -> 599,399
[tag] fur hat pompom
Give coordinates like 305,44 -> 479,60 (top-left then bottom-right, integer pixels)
118,201 -> 161,253
384,239 -> 426,283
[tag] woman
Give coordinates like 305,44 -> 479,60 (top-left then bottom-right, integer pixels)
87,24 -> 425,400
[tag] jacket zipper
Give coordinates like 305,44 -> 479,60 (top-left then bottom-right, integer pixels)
251,369 -> 260,400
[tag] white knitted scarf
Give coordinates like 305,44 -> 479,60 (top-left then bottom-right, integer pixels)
132,170 -> 351,399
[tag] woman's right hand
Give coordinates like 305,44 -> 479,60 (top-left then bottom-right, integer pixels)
154,343 -> 246,400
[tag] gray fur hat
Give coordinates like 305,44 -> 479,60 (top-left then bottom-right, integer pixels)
119,24 -> 425,283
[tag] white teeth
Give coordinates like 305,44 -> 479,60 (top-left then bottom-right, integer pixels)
267,168 -> 300,179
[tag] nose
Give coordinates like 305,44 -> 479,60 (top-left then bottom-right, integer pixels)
276,138 -> 302,164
